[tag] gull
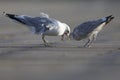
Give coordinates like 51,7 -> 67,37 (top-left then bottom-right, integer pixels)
3,12 -> 70,46
71,15 -> 114,47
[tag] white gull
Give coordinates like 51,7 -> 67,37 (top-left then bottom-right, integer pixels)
3,12 -> 70,46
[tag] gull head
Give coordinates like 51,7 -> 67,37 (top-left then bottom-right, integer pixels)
61,23 -> 71,40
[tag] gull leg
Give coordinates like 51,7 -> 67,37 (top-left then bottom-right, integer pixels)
88,34 -> 97,47
84,34 -> 93,47
86,34 -> 97,48
66,34 -> 70,40
42,35 -> 49,46
87,39 -> 94,48
61,35 -> 64,41
84,39 -> 91,47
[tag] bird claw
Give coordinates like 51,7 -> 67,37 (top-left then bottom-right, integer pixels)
44,43 -> 51,47
83,44 -> 91,48
88,45 -> 92,48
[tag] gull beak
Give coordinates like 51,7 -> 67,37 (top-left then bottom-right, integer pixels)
61,33 -> 70,41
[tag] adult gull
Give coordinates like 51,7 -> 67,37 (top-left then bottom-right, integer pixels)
71,15 -> 114,47
3,12 -> 70,46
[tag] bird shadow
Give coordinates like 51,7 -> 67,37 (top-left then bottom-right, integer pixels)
0,43 -> 56,57
0,43 -> 57,48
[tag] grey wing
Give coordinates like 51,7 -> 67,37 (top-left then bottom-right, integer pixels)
5,14 -> 54,34
26,17 -> 54,34
13,15 -> 54,34
13,15 -> 33,26
15,15 -> 53,27
72,20 -> 103,40
75,21 -> 103,34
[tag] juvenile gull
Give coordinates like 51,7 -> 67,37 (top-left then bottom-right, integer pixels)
71,15 -> 114,47
3,12 -> 70,46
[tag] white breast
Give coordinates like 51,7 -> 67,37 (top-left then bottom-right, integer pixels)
91,22 -> 106,37
43,21 -> 66,36
94,22 -> 106,32
57,22 -> 66,35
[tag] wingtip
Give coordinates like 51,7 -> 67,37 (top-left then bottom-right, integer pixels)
109,15 -> 113,17
106,15 -> 114,18
104,15 -> 114,24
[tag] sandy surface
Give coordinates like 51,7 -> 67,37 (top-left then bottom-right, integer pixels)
0,1 -> 120,80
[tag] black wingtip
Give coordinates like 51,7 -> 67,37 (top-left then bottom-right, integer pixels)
5,13 -> 17,20
5,13 -> 13,16
105,15 -> 114,24
111,15 -> 114,19
106,15 -> 114,19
